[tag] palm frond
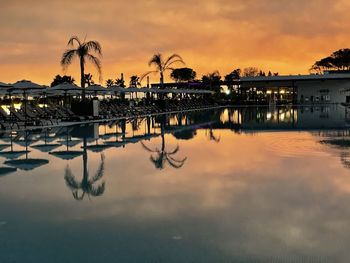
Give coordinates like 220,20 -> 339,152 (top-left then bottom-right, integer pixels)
72,190 -> 85,200
148,53 -> 163,69
61,49 -> 78,69
165,59 -> 185,69
90,154 -> 105,183
166,156 -> 186,169
168,155 -> 187,163
141,141 -> 157,152
167,145 -> 180,155
86,53 -> 102,77
90,182 -> 105,196
164,54 -> 184,68
150,155 -> 164,169
64,166 -> 81,190
67,36 -> 81,47
140,70 -> 157,81
84,41 -> 102,56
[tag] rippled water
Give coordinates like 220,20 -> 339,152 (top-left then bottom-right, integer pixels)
1,105 -> 350,262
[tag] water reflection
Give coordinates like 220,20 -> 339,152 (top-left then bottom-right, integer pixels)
64,147 -> 105,200
142,116 -> 187,169
2,106 -> 350,261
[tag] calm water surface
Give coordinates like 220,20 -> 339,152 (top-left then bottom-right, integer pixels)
1,106 -> 350,262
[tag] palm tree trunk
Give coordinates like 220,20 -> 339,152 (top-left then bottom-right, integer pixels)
83,137 -> 88,183
160,71 -> 164,89
80,57 -> 85,100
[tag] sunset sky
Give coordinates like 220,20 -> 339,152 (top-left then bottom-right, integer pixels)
1,0 -> 350,86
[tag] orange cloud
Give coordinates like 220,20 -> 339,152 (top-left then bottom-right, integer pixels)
1,0 -> 350,85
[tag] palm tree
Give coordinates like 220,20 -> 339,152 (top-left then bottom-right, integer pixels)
142,53 -> 185,89
84,73 -> 94,86
105,79 -> 114,87
141,116 -> 187,169
130,75 -> 141,87
61,36 -> 102,99
64,139 -> 105,200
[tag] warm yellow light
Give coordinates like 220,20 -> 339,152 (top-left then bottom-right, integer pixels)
266,90 -> 272,94
280,90 -> 285,94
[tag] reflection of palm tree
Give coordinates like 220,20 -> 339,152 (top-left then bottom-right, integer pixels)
61,35 -> 102,99
64,138 -> 105,200
141,118 -> 186,169
206,128 -> 220,143
141,53 -> 184,89
340,152 -> 350,169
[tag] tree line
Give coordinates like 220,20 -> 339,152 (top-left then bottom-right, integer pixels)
53,35 -> 279,95
311,48 -> 350,73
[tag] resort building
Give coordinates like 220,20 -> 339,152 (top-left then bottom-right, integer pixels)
240,73 -> 350,104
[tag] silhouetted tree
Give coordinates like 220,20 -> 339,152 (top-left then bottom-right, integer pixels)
259,70 -> 266,76
115,77 -> 125,87
243,67 -> 259,77
202,71 -> 222,93
141,116 -> 186,169
170,67 -> 196,82
129,75 -> 141,87
105,79 -> 114,87
64,141 -> 105,201
50,74 -> 75,87
225,69 -> 241,80
311,48 -> 350,73
84,73 -> 94,86
61,36 -> 102,99
142,53 -> 185,89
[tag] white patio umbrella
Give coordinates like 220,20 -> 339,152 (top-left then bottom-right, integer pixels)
11,80 -> 45,125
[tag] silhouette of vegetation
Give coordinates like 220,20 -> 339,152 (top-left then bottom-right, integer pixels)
170,67 -> 196,82
172,129 -> 197,140
105,79 -> 114,87
142,53 -> 185,89
225,69 -> 241,95
115,76 -> 126,87
84,73 -> 95,86
141,116 -> 187,169
202,71 -> 222,94
225,69 -> 241,81
311,48 -> 350,73
50,74 -> 75,87
64,139 -> 105,200
206,128 -> 220,142
129,75 -> 141,87
61,35 -> 102,98
243,67 -> 260,77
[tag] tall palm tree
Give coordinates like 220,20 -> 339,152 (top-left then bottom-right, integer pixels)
142,53 -> 185,89
61,36 -> 102,99
64,139 -> 105,200
141,116 -> 187,169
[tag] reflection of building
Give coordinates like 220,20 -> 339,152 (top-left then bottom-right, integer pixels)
216,106 -> 350,131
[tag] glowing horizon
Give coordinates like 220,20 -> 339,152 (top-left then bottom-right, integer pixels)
1,0 -> 350,86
